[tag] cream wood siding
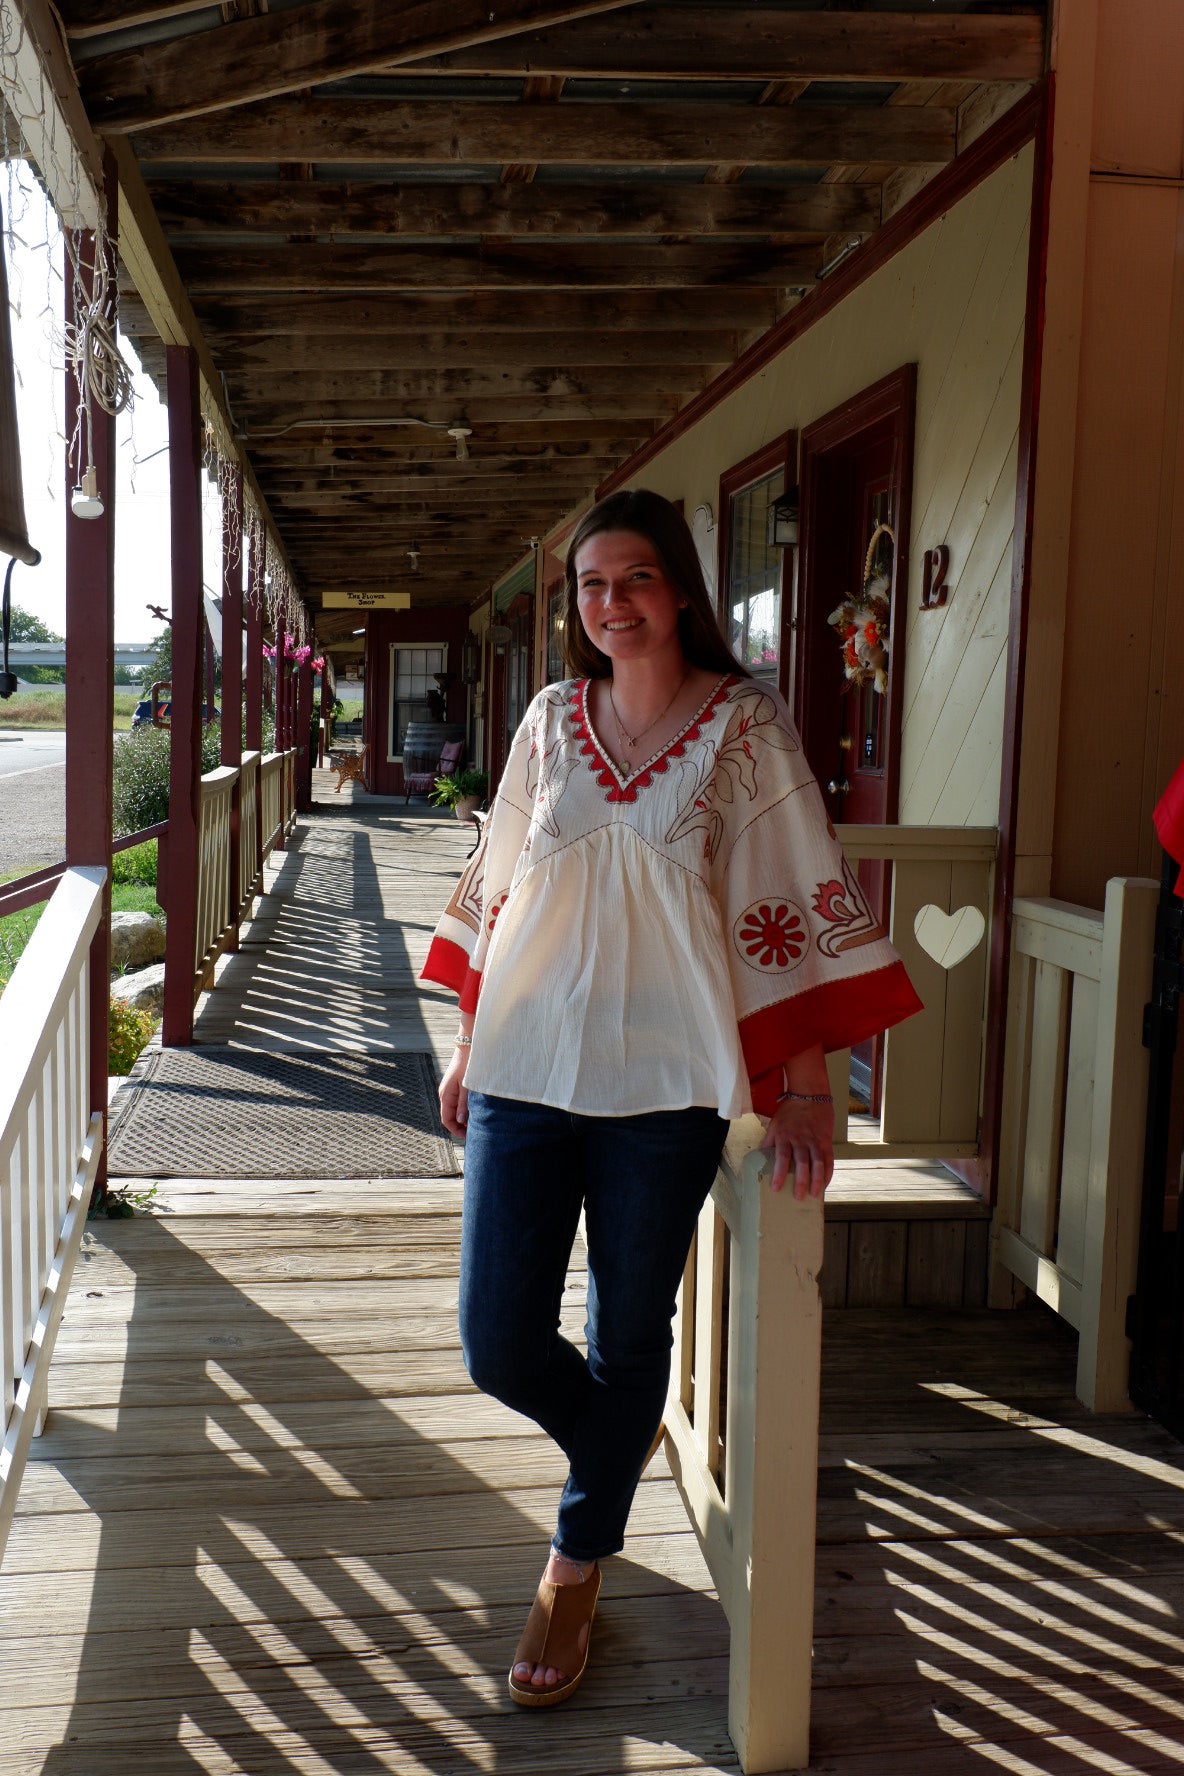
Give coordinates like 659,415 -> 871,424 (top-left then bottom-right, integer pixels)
568,148 -> 1032,828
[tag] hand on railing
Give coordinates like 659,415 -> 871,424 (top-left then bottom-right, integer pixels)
759,1044 -> 836,1199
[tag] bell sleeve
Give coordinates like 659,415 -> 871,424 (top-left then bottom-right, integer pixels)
709,684 -> 923,1115
420,719 -> 534,1015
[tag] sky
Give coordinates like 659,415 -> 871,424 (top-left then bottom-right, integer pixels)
5,160 -> 223,646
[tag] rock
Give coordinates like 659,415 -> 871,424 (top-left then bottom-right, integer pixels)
110,962 -> 165,1015
111,910 -> 166,970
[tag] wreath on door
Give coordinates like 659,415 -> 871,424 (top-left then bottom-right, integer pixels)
827,521 -> 894,694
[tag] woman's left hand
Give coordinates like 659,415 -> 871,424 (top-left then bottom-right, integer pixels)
760,1096 -> 835,1200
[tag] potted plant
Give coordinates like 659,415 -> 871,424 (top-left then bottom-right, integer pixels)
429,766 -> 488,824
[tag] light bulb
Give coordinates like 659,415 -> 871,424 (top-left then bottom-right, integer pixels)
70,465 -> 104,520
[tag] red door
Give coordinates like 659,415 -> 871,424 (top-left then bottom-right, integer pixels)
796,370 -> 916,1110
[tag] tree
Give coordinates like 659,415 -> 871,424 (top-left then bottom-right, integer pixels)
9,604 -> 61,644
140,626 -> 172,689
8,604 -> 64,682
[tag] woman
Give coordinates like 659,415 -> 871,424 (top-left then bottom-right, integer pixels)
423,489 -> 920,1708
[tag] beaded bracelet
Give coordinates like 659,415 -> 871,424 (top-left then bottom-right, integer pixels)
777,1089 -> 833,1105
454,1032 -> 473,1049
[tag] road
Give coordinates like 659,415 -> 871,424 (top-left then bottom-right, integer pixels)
0,733 -> 65,874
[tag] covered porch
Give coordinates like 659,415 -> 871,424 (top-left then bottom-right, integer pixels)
3,780 -> 1183,1774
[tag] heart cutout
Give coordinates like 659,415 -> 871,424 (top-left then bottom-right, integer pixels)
913,903 -> 986,970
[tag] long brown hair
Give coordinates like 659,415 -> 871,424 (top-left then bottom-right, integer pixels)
561,489 -> 749,680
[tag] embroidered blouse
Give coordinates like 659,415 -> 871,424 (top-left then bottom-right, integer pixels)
421,675 -> 921,1119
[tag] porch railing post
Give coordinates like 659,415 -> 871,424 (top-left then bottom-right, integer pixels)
63,155 -> 117,1203
220,467 -> 244,952
296,655 -> 313,811
726,1146 -> 824,1774
1077,877 -> 1158,1411
244,532 -> 264,884
161,344 -> 203,1047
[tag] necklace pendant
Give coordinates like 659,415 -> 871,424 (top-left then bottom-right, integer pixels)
617,759 -> 631,779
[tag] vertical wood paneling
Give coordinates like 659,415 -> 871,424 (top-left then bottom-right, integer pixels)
568,150 -> 1032,838
1052,972 -> 1099,1288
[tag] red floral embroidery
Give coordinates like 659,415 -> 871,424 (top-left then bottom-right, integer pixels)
736,901 -> 807,970
486,892 -> 508,933
571,677 -> 736,805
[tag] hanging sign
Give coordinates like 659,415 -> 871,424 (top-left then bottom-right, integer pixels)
323,591 -> 411,609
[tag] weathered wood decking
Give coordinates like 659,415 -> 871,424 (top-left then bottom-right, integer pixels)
2,778 -> 1183,1774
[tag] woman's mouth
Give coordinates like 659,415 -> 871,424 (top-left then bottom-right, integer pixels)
603,618 -> 642,632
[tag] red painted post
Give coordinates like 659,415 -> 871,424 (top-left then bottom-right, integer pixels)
296,655 -> 313,811
161,346 -> 204,1047
244,529 -> 264,873
63,185 -> 116,1194
318,663 -> 331,766
221,468 -> 243,950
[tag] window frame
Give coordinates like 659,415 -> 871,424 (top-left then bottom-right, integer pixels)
716,431 -> 797,702
386,641 -> 449,763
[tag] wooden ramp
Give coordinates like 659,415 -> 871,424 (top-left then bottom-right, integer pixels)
2,779 -> 1184,1773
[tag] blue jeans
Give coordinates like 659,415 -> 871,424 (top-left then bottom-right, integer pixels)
459,1092 -> 728,1563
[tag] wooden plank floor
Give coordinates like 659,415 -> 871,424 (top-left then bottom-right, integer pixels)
3,775 -> 1184,1774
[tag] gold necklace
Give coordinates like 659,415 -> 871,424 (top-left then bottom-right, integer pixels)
608,671 -> 689,778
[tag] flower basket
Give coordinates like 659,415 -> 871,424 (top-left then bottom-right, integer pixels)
827,522 -> 894,694
454,794 -> 483,824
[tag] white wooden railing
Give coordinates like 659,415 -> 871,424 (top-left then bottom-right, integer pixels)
195,765 -> 237,989
667,823 -> 996,1773
829,825 -> 996,1158
668,1124 -> 822,1774
0,867 -> 106,1568
237,749 -> 261,918
992,879 -> 1158,1409
260,751 -> 284,859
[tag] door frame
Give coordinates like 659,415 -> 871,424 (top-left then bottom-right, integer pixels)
796,364 -> 917,827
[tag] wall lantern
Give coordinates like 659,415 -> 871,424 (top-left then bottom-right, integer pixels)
460,629 -> 481,684
768,485 -> 800,549
488,622 -> 512,655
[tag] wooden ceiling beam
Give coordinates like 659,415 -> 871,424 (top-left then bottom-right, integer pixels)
178,288 -> 778,336
80,0 -> 639,132
415,8 -> 1047,84
238,394 -> 675,424
226,365 -> 708,403
257,453 -> 621,480
133,97 -> 955,166
214,329 -> 738,371
146,176 -> 878,240
246,422 -> 642,453
171,241 -> 819,294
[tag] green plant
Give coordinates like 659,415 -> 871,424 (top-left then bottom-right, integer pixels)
429,767 -> 487,809
112,724 -> 222,836
90,1180 -> 160,1220
108,998 -> 156,1075
110,839 -> 158,887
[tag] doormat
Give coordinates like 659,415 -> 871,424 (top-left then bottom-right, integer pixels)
107,1047 -> 459,1178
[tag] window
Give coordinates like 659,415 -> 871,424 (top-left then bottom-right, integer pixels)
388,644 -> 446,758
726,469 -> 784,687
546,581 -> 565,684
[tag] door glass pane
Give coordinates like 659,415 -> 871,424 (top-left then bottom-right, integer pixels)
727,470 -> 784,685
390,645 -> 445,755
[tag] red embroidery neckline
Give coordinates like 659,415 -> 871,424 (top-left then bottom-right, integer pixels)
572,675 -> 737,804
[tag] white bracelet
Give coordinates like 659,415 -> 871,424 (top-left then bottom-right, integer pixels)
455,1032 -> 473,1049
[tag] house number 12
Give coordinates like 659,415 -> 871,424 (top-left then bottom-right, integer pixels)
921,545 -> 950,609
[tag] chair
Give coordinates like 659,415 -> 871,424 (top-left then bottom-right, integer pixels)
403,737 -> 464,804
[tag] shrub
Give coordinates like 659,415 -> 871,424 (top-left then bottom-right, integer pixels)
110,839 -> 158,887
108,998 -> 156,1075
112,724 -> 224,837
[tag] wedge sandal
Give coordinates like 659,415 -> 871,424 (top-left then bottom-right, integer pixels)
507,1565 -> 601,1708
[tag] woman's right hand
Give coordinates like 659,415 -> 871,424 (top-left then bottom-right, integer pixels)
439,1046 -> 470,1139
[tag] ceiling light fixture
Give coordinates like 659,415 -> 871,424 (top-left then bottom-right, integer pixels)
815,236 -> 864,282
447,424 -> 472,461
408,546 -> 420,571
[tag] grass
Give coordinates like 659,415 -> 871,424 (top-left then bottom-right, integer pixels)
0,865 -> 163,990
0,691 -> 142,731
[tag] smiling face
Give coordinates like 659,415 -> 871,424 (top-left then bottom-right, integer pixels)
573,530 -> 688,669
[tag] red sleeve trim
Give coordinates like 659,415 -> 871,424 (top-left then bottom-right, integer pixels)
420,935 -> 471,996
739,961 -> 924,1116
458,967 -> 483,1015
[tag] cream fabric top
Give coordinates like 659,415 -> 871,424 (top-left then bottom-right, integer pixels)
422,676 -> 920,1119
